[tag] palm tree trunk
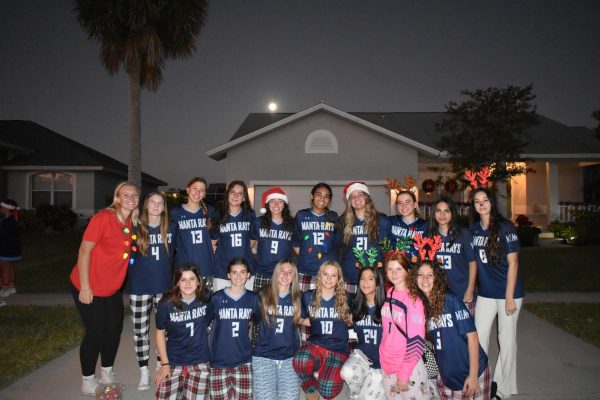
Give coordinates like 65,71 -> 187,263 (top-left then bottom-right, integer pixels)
128,58 -> 142,189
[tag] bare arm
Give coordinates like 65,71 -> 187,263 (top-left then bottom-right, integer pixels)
463,260 -> 477,304
293,246 -> 300,256
505,252 -> 519,315
463,331 -> 481,397
154,329 -> 170,385
77,240 -> 96,304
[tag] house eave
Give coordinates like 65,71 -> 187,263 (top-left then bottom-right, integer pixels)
207,103 -> 442,160
521,153 -> 600,159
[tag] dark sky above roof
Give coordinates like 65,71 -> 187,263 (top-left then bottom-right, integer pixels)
1,0 -> 599,187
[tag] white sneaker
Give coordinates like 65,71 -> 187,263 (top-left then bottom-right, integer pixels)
81,375 -> 99,397
137,366 -> 150,391
100,366 -> 117,384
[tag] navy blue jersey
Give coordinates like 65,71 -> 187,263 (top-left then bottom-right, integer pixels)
339,214 -> 390,285
253,217 -> 294,276
301,291 -> 350,355
471,220 -> 523,299
436,228 -> 476,299
209,289 -> 260,368
353,304 -> 383,368
171,205 -> 215,277
211,210 -> 256,278
155,297 -> 213,366
292,208 -> 338,276
128,223 -> 175,295
388,216 -> 429,257
428,293 -> 488,391
254,292 -> 300,360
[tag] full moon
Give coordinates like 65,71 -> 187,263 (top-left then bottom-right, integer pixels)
268,102 -> 278,112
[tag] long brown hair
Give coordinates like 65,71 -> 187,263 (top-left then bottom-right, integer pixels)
138,192 -> 170,256
186,177 -> 212,230
310,261 -> 351,325
259,259 -> 302,326
164,264 -> 209,311
385,252 -> 421,303
413,262 -> 447,325
468,188 -> 506,266
340,192 -> 380,246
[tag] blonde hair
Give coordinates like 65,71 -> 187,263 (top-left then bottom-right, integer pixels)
108,181 -> 139,226
340,192 -> 380,246
260,259 -> 302,326
138,192 -> 170,255
310,261 -> 351,325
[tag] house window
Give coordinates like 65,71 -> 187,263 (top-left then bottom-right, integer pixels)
31,172 -> 74,208
305,129 -> 338,154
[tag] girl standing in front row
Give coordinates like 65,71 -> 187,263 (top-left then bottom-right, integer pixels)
128,192 -> 174,391
380,252 -> 431,400
209,258 -> 260,400
212,181 -> 256,292
340,266 -> 386,400
154,264 -> 213,400
171,177 -> 215,291
253,259 -> 302,400
293,260 -> 352,400
414,260 -> 490,400
470,187 -> 522,398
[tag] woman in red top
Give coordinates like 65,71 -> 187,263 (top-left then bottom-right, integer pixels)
70,181 -> 140,396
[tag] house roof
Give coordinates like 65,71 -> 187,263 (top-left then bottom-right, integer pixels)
208,103 -> 600,161
0,120 -> 167,185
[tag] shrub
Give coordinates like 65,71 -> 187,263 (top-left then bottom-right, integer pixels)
548,220 -> 577,242
572,209 -> 600,245
20,204 -> 79,232
514,214 -> 541,247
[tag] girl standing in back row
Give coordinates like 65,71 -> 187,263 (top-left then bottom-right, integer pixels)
171,177 -> 215,291
128,192 -> 174,391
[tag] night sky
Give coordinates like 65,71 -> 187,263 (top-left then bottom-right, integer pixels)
1,0 -> 599,188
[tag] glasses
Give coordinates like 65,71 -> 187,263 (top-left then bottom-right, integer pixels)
122,227 -> 137,265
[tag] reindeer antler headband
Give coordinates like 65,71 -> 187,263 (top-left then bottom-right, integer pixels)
411,234 -> 443,264
386,176 -> 417,194
465,166 -> 490,189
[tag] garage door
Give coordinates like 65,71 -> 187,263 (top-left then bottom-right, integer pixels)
251,182 -> 393,217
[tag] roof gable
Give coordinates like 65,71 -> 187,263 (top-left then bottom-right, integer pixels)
209,104 -> 600,161
0,120 -> 166,185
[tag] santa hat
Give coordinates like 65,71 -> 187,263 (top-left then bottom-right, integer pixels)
343,182 -> 369,200
260,187 -> 288,214
1,199 -> 20,221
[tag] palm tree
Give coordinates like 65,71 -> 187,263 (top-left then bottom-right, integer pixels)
74,0 -> 209,187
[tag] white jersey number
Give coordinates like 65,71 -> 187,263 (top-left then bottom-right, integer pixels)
186,322 -> 195,337
232,321 -> 240,337
356,237 -> 367,251
313,232 -> 324,246
270,240 -> 279,254
364,329 -> 378,344
479,249 -> 488,264
439,255 -> 451,270
231,233 -> 242,247
275,318 -> 284,333
151,246 -> 160,261
191,230 -> 203,244
320,321 -> 333,335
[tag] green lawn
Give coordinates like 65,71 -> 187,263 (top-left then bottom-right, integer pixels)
18,230 -> 82,293
525,302 -> 600,348
0,305 -> 83,390
520,245 -> 600,292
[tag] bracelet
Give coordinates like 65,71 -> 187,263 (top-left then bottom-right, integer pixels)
161,362 -> 170,366
80,289 -> 91,292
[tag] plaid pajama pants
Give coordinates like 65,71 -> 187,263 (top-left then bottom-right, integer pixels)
437,366 -> 490,400
209,362 -> 253,400
292,342 -> 348,400
129,293 -> 163,366
156,363 -> 210,400
345,281 -> 358,295
252,273 -> 272,293
202,276 -> 213,294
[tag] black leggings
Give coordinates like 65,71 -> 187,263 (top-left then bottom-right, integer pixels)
71,283 -> 124,376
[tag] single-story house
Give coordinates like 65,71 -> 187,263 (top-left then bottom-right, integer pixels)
0,120 -> 167,217
207,103 -> 600,226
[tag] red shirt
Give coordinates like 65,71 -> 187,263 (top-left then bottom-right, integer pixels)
70,209 -> 133,296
